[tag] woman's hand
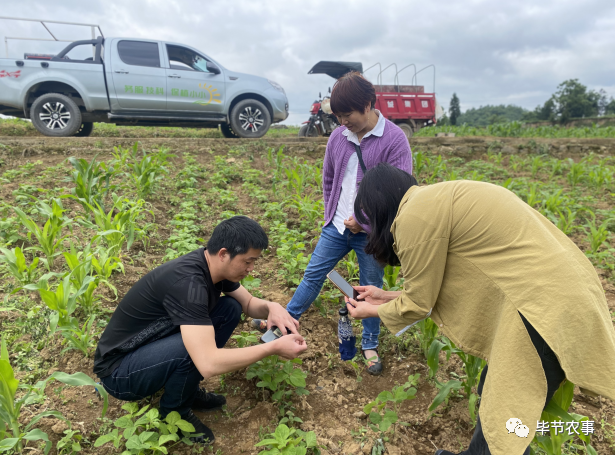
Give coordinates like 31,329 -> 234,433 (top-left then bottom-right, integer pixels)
353,285 -> 394,305
344,215 -> 363,234
345,297 -> 379,319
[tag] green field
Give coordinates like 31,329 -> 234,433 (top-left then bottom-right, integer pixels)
0,134 -> 614,454
3,117 -> 615,139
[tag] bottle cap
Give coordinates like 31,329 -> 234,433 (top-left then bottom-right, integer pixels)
339,307 -> 348,316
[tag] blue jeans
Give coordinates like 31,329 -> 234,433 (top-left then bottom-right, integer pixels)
100,296 -> 242,417
286,223 -> 384,350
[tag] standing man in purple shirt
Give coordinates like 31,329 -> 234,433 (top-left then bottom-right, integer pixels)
255,72 -> 412,374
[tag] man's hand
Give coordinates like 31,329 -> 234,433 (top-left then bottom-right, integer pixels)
267,301 -> 300,335
345,297 -> 380,320
344,215 -> 363,234
353,285 -> 391,305
270,333 -> 308,359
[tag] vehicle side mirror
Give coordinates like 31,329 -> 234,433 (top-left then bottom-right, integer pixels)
206,61 -> 221,74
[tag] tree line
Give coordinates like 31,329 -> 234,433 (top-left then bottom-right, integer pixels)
441,79 -> 615,126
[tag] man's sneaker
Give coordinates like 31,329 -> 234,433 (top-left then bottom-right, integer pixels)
192,388 -> 226,412
182,410 -> 215,444
250,318 -> 268,333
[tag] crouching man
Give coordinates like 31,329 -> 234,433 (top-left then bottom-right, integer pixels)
93,216 -> 307,444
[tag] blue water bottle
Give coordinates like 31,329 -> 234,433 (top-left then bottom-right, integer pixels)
338,307 -> 357,360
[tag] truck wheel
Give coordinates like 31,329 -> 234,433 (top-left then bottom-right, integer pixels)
220,123 -> 239,138
298,125 -> 319,137
229,99 -> 271,139
30,93 -> 82,137
398,122 -> 414,139
74,122 -> 94,137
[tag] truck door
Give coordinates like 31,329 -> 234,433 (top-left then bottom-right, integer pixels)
163,44 -> 225,114
110,39 -> 166,110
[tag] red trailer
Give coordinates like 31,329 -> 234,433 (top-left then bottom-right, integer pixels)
373,84 -> 437,137
300,61 -> 438,138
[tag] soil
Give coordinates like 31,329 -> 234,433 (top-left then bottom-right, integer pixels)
1,136 -> 614,455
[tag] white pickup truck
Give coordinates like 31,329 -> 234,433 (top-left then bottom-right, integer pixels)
0,36 -> 289,138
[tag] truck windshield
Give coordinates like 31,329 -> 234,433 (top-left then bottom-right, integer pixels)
166,44 -> 211,72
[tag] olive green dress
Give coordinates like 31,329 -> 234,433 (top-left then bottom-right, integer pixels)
377,180 -> 615,455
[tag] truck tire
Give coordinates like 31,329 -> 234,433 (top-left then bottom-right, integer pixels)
30,93 -> 82,137
298,124 -> 319,137
229,99 -> 271,139
74,122 -> 94,137
220,123 -> 239,138
398,122 -> 414,139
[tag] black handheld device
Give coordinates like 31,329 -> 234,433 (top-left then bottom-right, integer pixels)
260,326 -> 283,343
326,270 -> 363,304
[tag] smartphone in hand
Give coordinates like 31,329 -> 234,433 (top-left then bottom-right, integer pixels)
260,326 -> 283,343
326,270 -> 363,306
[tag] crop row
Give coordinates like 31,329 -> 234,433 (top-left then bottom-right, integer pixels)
1,141 -> 613,454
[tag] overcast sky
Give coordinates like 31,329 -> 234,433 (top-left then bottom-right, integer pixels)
2,0 -> 614,125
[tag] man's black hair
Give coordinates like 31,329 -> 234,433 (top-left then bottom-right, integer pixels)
206,216 -> 268,259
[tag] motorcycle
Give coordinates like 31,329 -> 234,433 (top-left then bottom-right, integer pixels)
298,89 -> 340,137
298,61 -> 363,137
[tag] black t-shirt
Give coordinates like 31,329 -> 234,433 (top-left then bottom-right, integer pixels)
93,248 -> 240,378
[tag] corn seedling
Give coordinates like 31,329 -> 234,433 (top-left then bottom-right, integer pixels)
267,146 -> 286,190
342,250 -> 360,282
531,380 -> 597,455
414,318 -> 439,359
413,150 -> 427,178
58,315 -> 99,357
582,211 -> 612,255
13,198 -> 70,270
549,159 -> 564,178
91,246 -> 124,298
428,338 -> 486,426
67,155 -> 115,210
566,159 -> 586,188
383,265 -> 401,291
63,248 -> 100,315
531,156 -> 544,178
38,271 -> 95,333
130,147 -> 174,198
0,338 -> 108,455
0,246 -> 39,285
556,208 -> 577,235
287,194 -> 324,229
79,194 -> 153,253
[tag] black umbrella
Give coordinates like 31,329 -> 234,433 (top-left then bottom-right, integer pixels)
308,61 -> 363,79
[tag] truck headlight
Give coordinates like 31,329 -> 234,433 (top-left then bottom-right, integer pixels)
268,80 -> 286,95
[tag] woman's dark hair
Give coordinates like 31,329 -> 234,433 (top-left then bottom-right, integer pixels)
330,71 -> 377,115
207,216 -> 268,259
354,163 -> 418,266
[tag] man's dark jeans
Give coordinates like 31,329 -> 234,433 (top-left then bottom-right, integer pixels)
100,297 -> 242,417
462,312 -> 566,455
